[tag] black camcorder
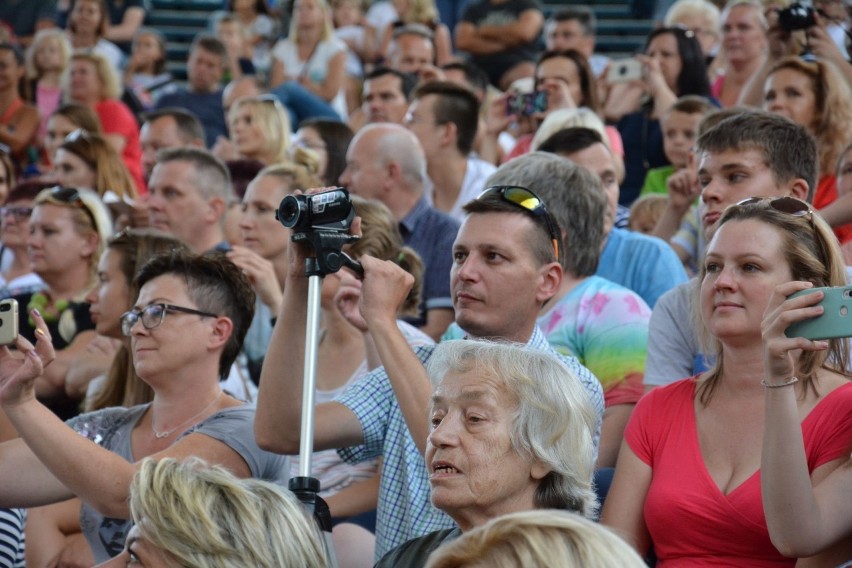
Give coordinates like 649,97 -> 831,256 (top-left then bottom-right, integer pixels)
778,2 -> 817,31
276,188 -> 356,233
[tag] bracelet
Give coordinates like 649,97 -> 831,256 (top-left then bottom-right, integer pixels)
761,377 -> 799,388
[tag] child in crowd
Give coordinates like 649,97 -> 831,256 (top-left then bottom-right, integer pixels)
122,28 -> 172,110
640,95 -> 715,197
629,194 -> 669,235
229,0 -> 277,77
25,30 -> 71,146
216,14 -> 256,82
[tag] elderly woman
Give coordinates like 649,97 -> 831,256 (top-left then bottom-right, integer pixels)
601,197 -> 852,565
96,458 -> 327,567
64,51 -> 144,194
0,251 -> 288,563
375,340 -> 598,567
664,0 -> 721,61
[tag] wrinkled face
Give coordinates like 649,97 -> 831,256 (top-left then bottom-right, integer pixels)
68,58 -> 102,101
187,47 -> 224,93
700,218 -> 792,343
427,369 -> 544,529
562,143 -> 619,236
763,68 -> 817,133
451,213 -> 547,341
646,33 -> 682,93
53,148 -> 97,190
28,203 -> 95,279
722,5 -> 767,63
45,114 -> 78,164
239,174 -> 292,260
87,248 -> 131,338
545,19 -> 592,56
698,148 -> 792,241
662,110 -> 702,170
339,133 -> 386,198
390,34 -> 434,74
1,199 -> 34,249
535,55 -> 584,107
147,161 -> 212,249
363,74 -> 408,124
94,524 -> 176,568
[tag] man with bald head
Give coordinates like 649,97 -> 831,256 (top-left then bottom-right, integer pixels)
340,123 -> 458,339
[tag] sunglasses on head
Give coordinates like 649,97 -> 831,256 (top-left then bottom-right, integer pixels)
736,196 -> 813,218
476,185 -> 561,262
65,129 -> 93,144
42,186 -> 98,229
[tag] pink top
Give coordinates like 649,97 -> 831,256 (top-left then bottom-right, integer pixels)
626,379 -> 852,567
94,99 -> 145,195
36,83 -> 62,143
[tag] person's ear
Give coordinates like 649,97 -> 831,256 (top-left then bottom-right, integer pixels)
207,196 -> 226,224
535,261 -> 563,304
788,178 -> 810,202
441,121 -> 458,148
208,316 -> 233,351
530,459 -> 551,481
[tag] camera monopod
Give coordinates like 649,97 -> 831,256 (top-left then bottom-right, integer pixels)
277,189 -> 363,567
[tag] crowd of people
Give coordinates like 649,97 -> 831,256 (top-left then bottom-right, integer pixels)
0,0 -> 851,565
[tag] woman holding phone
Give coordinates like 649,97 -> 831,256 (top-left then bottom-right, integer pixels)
601,197 -> 852,565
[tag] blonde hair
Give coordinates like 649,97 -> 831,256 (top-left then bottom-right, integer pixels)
695,198 -> 850,404
425,510 -> 646,568
766,56 -> 852,177
65,50 -> 122,100
629,194 -> 669,234
404,0 -> 439,24
26,29 -> 72,80
228,95 -> 292,165
427,340 -> 598,518
289,0 -> 334,42
721,0 -> 768,30
531,107 -> 608,152
131,458 -> 327,568
257,147 -> 322,190
665,0 -> 721,40
348,196 -> 423,317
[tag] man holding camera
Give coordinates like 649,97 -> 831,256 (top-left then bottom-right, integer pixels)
255,182 -> 604,559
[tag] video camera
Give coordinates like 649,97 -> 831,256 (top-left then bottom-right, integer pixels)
778,2 -> 817,31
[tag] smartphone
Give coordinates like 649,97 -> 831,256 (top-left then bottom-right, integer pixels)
606,58 -> 643,84
785,286 -> 852,340
505,91 -> 547,116
0,299 -> 19,345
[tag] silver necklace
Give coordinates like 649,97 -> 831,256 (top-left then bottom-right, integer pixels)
151,391 -> 223,439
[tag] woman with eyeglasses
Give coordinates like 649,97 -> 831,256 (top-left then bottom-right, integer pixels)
0,181 -> 51,300
603,26 -> 713,206
601,197 -> 852,565
13,186 -> 112,421
53,129 -> 139,203
0,250 -> 289,563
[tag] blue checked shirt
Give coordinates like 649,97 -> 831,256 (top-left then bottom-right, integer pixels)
335,326 -> 605,558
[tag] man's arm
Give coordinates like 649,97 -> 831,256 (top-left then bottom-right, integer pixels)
104,6 -> 145,43
455,22 -> 507,55
477,9 -> 543,47
254,244 -> 364,455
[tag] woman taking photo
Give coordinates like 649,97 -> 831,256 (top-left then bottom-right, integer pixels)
0,250 -> 289,563
601,197 -> 852,565
53,129 -> 138,201
64,51 -> 144,194
604,26 -> 712,205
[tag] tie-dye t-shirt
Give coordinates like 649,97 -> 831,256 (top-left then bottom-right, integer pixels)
443,276 -> 651,406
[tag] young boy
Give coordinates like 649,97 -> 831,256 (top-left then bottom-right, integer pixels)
640,96 -> 716,197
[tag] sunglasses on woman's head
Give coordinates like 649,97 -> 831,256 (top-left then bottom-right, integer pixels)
736,196 -> 813,218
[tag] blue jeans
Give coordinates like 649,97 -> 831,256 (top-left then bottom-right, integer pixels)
271,81 -> 343,130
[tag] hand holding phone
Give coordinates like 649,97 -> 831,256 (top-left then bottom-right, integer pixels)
0,299 -> 19,346
785,286 -> 852,340
505,91 -> 547,116
606,58 -> 643,84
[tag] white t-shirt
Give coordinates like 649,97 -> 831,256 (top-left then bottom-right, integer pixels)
271,36 -> 349,119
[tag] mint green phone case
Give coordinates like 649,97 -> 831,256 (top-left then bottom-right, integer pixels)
786,286 -> 852,340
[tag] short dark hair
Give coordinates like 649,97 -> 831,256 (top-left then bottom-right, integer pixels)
668,95 -> 716,116
551,6 -> 597,35
0,42 -> 24,66
412,81 -> 480,155
536,50 -> 599,113
487,152 -> 606,277
191,33 -> 228,61
696,109 -> 817,202
440,61 -> 490,97
7,180 -> 55,203
365,66 -> 417,99
157,147 -> 232,202
135,250 -> 256,379
462,188 -> 559,267
144,108 -> 206,144
537,126 -> 604,156
644,27 -> 710,97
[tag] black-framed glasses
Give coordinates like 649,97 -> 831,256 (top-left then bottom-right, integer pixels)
736,196 -> 813,218
476,185 -> 561,262
119,303 -> 218,337
0,206 -> 33,219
